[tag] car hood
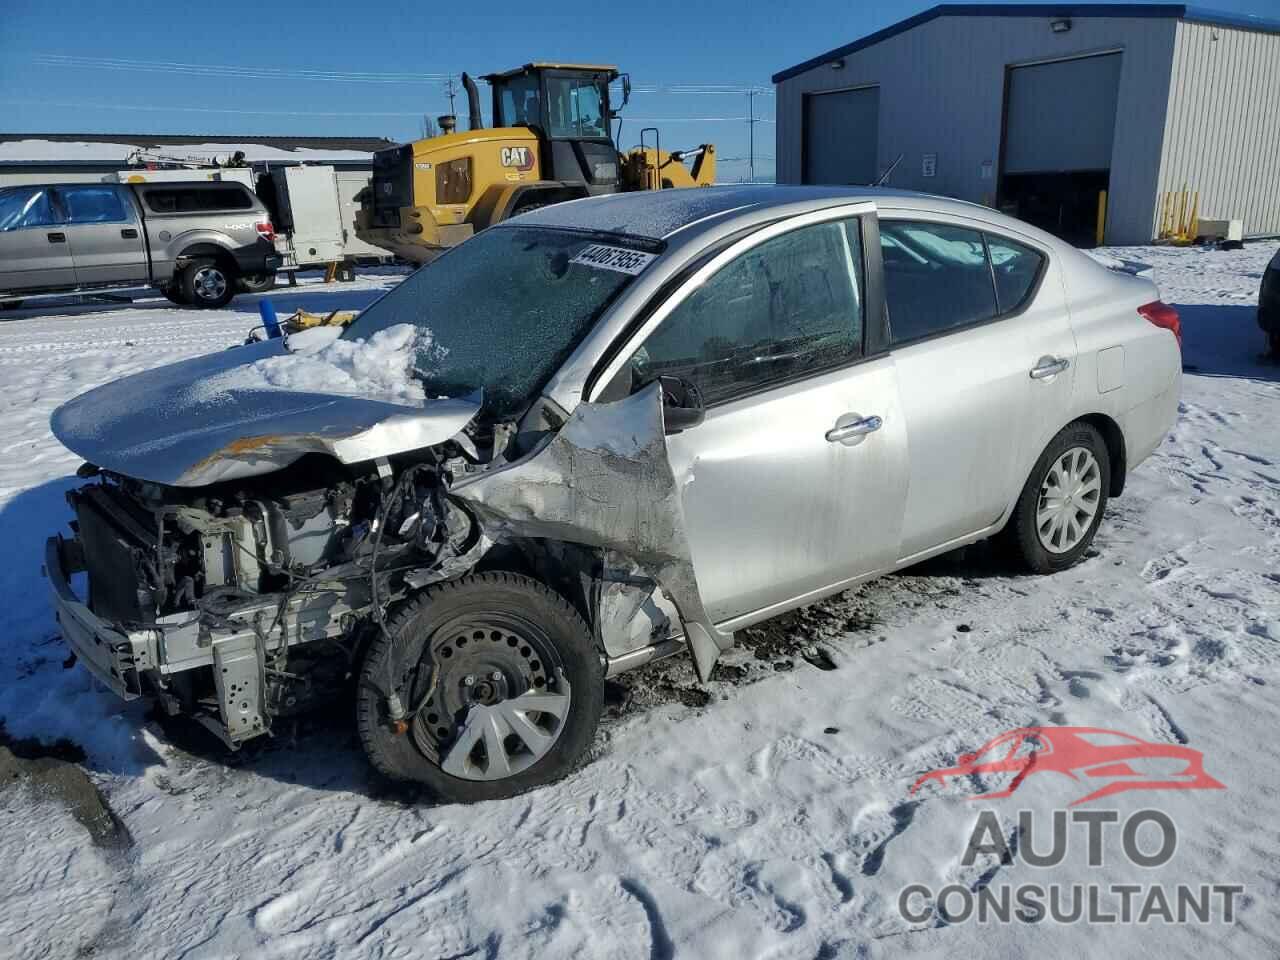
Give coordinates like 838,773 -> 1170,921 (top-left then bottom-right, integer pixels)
51,337 -> 481,486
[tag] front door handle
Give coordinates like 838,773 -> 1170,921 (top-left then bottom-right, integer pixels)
47,232 -> 66,243
120,228 -> 139,239
1030,356 -> 1070,379
826,414 -> 883,444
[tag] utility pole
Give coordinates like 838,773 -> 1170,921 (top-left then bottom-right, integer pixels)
445,78 -> 457,117
746,89 -> 757,184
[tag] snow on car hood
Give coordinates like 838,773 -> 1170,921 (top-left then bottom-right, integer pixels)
50,324 -> 480,486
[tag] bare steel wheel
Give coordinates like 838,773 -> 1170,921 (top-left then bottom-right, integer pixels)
412,613 -> 571,781
1036,447 -> 1102,554
1003,421 -> 1111,574
356,572 -> 603,803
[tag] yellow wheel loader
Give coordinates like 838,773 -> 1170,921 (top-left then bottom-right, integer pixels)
356,63 -> 715,263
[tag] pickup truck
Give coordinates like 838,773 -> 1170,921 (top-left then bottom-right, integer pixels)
0,181 -> 281,309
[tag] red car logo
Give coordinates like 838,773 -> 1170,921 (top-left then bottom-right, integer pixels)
910,726 -> 1225,807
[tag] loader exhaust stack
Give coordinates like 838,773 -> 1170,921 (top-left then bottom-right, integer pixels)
462,73 -> 483,131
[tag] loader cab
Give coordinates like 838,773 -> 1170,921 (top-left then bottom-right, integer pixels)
483,63 -> 624,193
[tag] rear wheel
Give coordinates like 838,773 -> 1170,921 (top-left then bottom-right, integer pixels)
1003,421 -> 1111,573
237,272 -> 276,294
179,258 -> 235,309
356,572 -> 603,803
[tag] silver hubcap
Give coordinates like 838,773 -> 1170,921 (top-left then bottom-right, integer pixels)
192,266 -> 227,301
1036,446 -> 1102,554
440,683 -> 571,781
410,617 -> 571,782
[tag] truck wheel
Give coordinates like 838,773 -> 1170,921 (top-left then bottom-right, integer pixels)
180,258 -> 235,309
237,272 -> 276,294
356,572 -> 604,803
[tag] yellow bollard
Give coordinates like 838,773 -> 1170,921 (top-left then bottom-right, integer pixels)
1095,190 -> 1108,247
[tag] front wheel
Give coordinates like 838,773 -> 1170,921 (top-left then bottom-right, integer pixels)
356,572 -> 603,803
1002,422 -> 1111,574
179,258 -> 235,309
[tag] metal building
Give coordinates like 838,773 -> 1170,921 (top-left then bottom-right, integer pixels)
773,3 -> 1280,245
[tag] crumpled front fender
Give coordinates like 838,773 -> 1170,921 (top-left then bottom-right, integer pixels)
450,383 -> 733,680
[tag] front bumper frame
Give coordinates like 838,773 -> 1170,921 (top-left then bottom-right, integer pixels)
45,534 -> 156,699
45,533 -> 366,746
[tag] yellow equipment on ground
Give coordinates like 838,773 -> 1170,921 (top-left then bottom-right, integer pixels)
356,63 -> 715,263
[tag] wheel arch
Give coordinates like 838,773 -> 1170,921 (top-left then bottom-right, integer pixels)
1075,412 -> 1127,497
175,242 -> 240,277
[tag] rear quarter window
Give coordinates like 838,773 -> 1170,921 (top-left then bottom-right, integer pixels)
143,186 -> 255,214
985,234 -> 1046,313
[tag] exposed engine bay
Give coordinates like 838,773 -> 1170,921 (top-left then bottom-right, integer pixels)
49,384 -> 731,754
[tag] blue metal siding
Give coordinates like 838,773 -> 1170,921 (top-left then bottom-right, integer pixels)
775,15 -> 1178,243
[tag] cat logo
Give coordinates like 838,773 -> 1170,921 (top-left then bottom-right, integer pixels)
500,146 -> 535,172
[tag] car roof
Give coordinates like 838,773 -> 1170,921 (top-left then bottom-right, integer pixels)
505,184 -> 1057,247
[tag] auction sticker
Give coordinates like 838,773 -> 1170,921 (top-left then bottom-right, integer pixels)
571,244 -> 657,275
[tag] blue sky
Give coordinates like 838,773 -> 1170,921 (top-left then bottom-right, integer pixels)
0,0 -> 1271,181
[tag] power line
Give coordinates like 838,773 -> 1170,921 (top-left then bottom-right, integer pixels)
27,54 -> 776,95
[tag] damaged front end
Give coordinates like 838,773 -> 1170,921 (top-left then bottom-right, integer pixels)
46,379 -> 730,750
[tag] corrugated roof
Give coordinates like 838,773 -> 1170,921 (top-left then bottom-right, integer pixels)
772,3 -> 1280,83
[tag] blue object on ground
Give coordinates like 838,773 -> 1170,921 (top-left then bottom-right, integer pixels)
259,299 -> 282,339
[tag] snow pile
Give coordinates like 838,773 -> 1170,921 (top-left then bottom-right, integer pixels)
195,322 -> 432,407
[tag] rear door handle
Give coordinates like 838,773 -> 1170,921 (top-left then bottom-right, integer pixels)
826,414 -> 883,444
120,228 -> 138,239
47,232 -> 66,243
1030,356 -> 1070,379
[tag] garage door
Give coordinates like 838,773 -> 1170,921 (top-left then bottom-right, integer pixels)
1004,53 -> 1122,174
803,86 -> 879,185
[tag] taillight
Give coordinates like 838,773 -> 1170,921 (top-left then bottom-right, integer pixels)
256,220 -> 275,242
1138,300 -> 1181,348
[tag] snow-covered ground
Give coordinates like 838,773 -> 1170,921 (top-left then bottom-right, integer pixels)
1,247 -> 1277,959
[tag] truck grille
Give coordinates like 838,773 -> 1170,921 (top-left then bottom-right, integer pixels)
372,145 -> 414,225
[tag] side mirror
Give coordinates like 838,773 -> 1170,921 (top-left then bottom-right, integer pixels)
658,375 -> 705,434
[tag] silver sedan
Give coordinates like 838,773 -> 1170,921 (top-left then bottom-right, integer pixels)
48,186 -> 1182,801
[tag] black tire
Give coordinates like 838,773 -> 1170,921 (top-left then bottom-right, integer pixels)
1002,421 -> 1111,574
179,257 -> 236,309
356,572 -> 603,803
237,272 -> 277,294
162,285 -> 189,306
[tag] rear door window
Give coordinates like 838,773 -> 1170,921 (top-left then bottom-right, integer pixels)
879,220 -> 998,344
143,186 -> 254,213
60,185 -> 129,224
625,218 -> 865,404
0,186 -> 57,230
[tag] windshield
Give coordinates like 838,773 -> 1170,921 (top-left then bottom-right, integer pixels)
342,226 -> 656,416
546,77 -> 608,138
